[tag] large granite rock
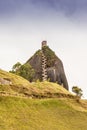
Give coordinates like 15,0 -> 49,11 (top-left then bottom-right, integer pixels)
27,45 -> 69,90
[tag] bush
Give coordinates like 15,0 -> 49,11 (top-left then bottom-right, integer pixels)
72,86 -> 83,98
18,63 -> 35,81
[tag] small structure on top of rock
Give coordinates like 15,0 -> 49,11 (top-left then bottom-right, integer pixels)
42,41 -> 47,48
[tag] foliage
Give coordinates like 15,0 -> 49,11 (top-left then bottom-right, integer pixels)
72,86 -> 83,98
9,62 -> 21,74
10,62 -> 35,81
42,46 -> 57,67
35,49 -> 42,56
12,62 -> 21,72
18,63 -> 35,81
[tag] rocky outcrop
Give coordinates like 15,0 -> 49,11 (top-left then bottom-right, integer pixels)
27,42 -> 69,90
0,78 -> 12,85
27,50 -> 42,81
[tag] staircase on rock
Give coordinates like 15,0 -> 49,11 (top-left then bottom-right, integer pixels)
41,51 -> 47,81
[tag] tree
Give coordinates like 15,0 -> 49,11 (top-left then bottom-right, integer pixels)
72,86 -> 83,98
9,62 -> 21,74
10,62 -> 35,81
18,63 -> 35,81
12,62 -> 21,72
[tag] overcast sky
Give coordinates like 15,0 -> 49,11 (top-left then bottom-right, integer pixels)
0,0 -> 87,98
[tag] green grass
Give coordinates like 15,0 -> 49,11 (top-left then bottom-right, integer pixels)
0,69 -> 74,98
31,81 -> 73,98
0,69 -> 87,129
0,69 -> 31,85
0,97 -> 87,130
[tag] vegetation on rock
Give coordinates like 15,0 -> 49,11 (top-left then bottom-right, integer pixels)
42,46 -> 57,67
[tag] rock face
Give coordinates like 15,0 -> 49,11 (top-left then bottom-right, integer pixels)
27,41 -> 69,90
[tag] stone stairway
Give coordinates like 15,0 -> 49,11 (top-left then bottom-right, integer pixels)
41,51 -> 47,81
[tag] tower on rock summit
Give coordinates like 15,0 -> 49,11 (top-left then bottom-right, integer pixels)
41,41 -> 47,48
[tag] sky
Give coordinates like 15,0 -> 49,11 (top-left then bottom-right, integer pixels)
0,0 -> 87,98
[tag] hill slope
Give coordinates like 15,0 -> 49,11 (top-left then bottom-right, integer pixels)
0,97 -> 87,130
0,69 -> 87,129
0,69 -> 72,98
0,69 -> 32,97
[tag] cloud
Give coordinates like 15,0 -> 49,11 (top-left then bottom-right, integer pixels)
0,0 -> 87,24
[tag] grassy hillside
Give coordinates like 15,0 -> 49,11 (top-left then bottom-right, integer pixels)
0,97 -> 87,130
0,69 -> 73,98
0,69 -> 32,97
0,69 -> 87,129
0,69 -> 31,85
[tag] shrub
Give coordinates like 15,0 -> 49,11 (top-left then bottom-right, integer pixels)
72,86 -> 83,99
